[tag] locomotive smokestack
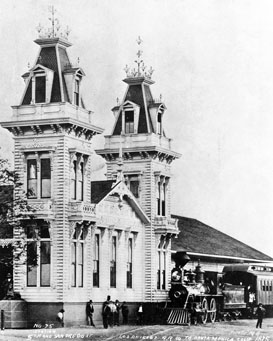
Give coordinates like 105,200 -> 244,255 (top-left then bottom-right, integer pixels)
172,252 -> 190,268
195,259 -> 205,283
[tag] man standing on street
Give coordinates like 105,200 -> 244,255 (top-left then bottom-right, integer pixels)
256,303 -> 266,328
86,300 -> 95,327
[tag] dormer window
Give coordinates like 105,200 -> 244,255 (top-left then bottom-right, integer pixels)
116,101 -> 140,135
125,111 -> 134,134
157,113 -> 162,135
74,79 -> 80,106
35,76 -> 46,103
22,65 -> 54,105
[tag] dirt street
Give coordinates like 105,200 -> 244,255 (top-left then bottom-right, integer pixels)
0,318 -> 272,341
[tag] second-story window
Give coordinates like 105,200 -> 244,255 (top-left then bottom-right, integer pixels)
77,162 -> 84,201
156,177 -> 168,216
110,236 -> 117,287
125,175 -> 140,199
41,159 -> 51,198
27,157 -> 51,199
71,161 -> 77,200
161,183 -> 166,216
125,111 -> 134,134
70,155 -> 86,202
27,160 -> 37,198
93,234 -> 100,287
157,182 -> 162,216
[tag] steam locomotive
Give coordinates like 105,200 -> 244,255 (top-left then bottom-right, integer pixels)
167,252 -> 273,324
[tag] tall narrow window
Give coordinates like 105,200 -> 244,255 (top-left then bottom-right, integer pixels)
78,232 -> 84,287
157,113 -> 162,134
156,177 -> 168,216
161,183 -> 166,216
41,158 -> 51,198
77,162 -> 84,201
74,79 -> 80,106
127,238 -> 133,288
162,251 -> 166,290
157,237 -> 167,290
157,182 -> 161,216
125,111 -> 134,134
71,229 -> 85,287
35,76 -> 46,103
130,180 -> 139,198
27,240 -> 38,286
157,251 -> 161,289
71,161 -> 77,200
71,231 -> 77,287
27,159 -> 37,198
93,234 -> 100,287
26,222 -> 51,287
110,236 -> 117,287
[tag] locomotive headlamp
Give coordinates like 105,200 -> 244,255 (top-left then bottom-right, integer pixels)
171,270 -> 181,281
174,291 -> 181,299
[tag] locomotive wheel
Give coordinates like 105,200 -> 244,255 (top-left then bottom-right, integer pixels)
201,298 -> 208,324
209,298 -> 217,323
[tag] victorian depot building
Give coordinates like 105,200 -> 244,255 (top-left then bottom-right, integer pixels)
1,20 -> 272,328
0,25 -> 181,326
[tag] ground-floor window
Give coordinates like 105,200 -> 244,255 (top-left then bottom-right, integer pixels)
71,228 -> 84,287
157,237 -> 167,290
26,221 -> 51,287
126,238 -> 133,288
93,234 -> 100,287
110,236 -> 117,287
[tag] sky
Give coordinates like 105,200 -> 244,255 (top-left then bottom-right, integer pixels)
0,0 -> 273,257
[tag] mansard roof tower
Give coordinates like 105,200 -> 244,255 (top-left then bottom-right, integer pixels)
96,37 -> 181,301
1,9 -> 105,326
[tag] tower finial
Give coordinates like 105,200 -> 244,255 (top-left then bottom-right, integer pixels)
123,37 -> 154,80
36,6 -> 71,40
48,5 -> 57,37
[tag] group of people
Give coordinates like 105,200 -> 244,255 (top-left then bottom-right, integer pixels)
101,296 -> 129,329
56,297 -> 143,328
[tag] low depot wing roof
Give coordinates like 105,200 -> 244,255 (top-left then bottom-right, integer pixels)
91,180 -> 116,204
171,215 -> 273,262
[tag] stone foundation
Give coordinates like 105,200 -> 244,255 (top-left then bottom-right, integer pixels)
0,300 -> 27,329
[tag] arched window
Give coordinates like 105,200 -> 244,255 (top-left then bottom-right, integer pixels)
110,236 -> 117,287
93,234 -> 100,287
157,237 -> 167,290
127,238 -> 133,288
71,228 -> 85,287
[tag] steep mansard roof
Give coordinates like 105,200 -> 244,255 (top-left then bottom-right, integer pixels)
21,38 -> 84,106
112,79 -> 165,135
171,215 -> 273,262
